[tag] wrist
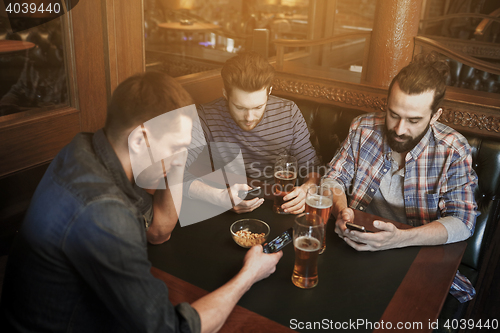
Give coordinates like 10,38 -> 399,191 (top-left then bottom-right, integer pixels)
333,204 -> 346,217
233,267 -> 256,292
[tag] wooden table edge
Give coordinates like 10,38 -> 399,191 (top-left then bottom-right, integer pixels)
375,241 -> 467,332
151,266 -> 296,333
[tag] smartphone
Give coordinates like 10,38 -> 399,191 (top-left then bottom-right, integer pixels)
346,222 -> 373,233
263,228 -> 293,253
238,186 -> 262,200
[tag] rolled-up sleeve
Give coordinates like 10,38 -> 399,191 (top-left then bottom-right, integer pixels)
325,120 -> 359,194
438,145 -> 478,235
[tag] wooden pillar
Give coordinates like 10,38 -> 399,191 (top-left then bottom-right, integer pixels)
364,0 -> 423,87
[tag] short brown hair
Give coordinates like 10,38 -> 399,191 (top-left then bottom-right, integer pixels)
221,51 -> 275,96
104,72 -> 194,141
388,52 -> 450,114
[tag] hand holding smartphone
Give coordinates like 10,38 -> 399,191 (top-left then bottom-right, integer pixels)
263,228 -> 293,253
345,222 -> 373,233
238,186 -> 262,200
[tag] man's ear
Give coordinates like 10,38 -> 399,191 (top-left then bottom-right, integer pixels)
268,86 -> 273,95
222,88 -> 228,100
128,126 -> 147,154
430,107 -> 443,125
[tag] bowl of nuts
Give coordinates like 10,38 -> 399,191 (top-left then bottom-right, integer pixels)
230,219 -> 270,248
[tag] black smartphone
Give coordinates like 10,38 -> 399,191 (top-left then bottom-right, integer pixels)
346,222 -> 373,233
238,186 -> 262,200
263,228 -> 293,253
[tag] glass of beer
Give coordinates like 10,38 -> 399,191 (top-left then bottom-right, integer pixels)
305,185 -> 333,254
291,212 -> 324,289
272,154 -> 298,214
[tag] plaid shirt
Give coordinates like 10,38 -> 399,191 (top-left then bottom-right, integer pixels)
327,113 -> 478,302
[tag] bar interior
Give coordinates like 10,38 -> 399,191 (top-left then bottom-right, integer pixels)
1,1 -> 499,332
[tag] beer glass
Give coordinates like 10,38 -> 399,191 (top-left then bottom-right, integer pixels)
273,154 -> 298,214
291,212 -> 324,289
320,174 -> 338,193
305,185 -> 333,254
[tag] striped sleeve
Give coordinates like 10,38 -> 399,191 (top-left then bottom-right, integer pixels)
182,105 -> 211,196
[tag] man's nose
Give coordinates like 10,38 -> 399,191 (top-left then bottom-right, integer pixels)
394,119 -> 406,136
244,111 -> 255,122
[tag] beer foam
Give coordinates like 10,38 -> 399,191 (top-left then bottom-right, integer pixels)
274,170 -> 297,180
305,194 -> 333,209
294,236 -> 321,252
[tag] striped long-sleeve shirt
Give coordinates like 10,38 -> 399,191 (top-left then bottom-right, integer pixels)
185,96 -> 320,189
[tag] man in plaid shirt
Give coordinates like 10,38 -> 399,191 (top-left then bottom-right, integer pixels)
325,54 -> 478,303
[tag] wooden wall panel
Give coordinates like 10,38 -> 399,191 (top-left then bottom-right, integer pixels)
72,0 -> 108,133
0,109 -> 80,177
177,70 -> 224,104
104,0 -> 145,94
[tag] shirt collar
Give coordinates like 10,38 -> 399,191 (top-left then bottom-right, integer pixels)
92,129 -> 151,212
409,126 -> 433,160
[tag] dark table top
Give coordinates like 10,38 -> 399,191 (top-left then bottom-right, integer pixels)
148,199 -> 466,333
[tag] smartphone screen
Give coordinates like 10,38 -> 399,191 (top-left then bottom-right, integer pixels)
238,187 -> 262,200
263,228 -> 293,253
346,222 -> 374,233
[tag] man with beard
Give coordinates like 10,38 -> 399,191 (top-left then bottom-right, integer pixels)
324,53 -> 478,303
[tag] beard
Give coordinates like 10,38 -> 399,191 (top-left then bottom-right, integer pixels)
385,122 -> 430,153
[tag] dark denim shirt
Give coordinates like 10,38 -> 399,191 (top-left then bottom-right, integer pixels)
0,130 -> 201,333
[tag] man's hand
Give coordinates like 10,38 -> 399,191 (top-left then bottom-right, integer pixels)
341,220 -> 404,251
191,244 -> 282,333
241,245 -> 283,283
334,207 -> 355,236
224,183 -> 264,214
281,184 -> 307,214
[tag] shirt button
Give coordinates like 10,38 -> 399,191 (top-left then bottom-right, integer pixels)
383,168 -> 387,172
359,206 -> 364,211
370,188 -> 375,192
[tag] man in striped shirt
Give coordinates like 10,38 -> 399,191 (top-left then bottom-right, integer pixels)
326,53 -> 478,302
186,52 -> 320,214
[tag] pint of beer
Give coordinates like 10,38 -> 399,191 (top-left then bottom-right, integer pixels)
291,212 -> 324,289
272,155 -> 297,214
305,185 -> 333,254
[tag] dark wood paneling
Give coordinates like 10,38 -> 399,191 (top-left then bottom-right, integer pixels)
104,0 -> 145,93
273,71 -> 500,139
177,70 -> 224,104
0,108 -> 80,177
72,0 -> 108,133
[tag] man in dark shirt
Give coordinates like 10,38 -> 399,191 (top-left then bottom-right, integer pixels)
0,72 -> 282,332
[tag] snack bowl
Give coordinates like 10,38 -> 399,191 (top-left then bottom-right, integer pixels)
230,219 -> 270,248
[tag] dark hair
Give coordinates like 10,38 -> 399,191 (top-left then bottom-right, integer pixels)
221,51 -> 275,96
104,71 -> 194,141
388,52 -> 450,114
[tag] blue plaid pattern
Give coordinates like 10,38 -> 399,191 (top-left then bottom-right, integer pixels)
327,113 -> 478,303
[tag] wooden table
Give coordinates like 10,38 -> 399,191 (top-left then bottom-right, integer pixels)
151,267 -> 295,333
158,22 -> 220,33
148,200 -> 466,332
0,40 -> 35,54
